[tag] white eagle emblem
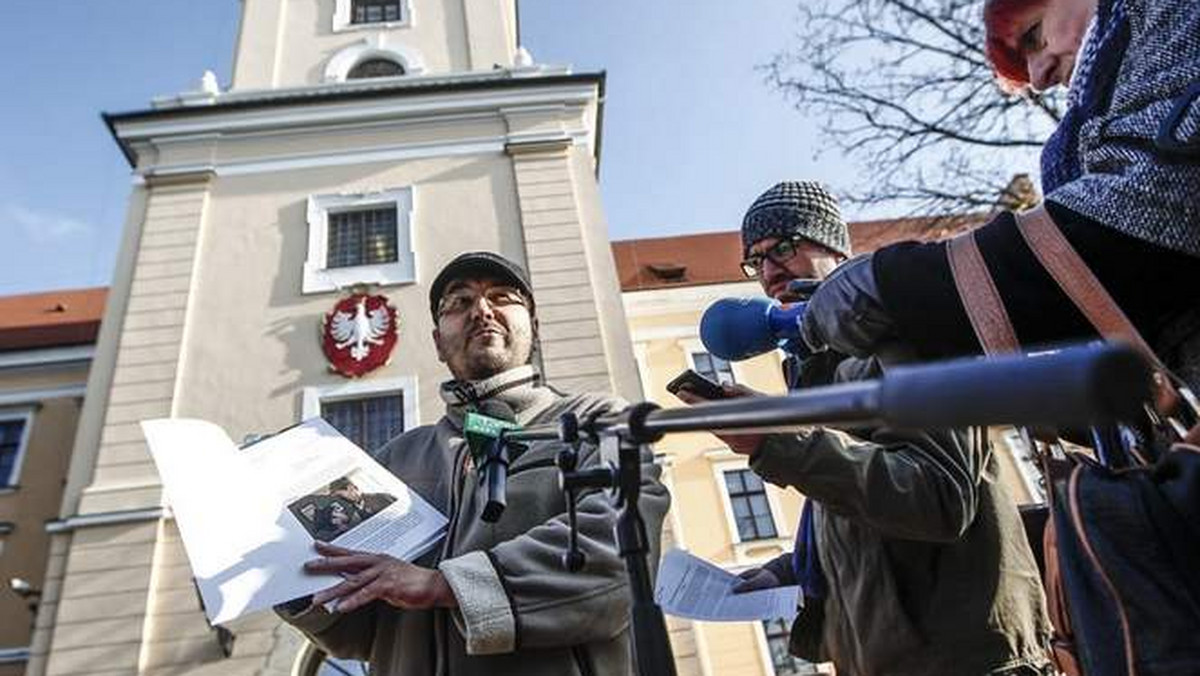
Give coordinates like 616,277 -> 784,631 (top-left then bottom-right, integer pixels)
330,297 -> 391,362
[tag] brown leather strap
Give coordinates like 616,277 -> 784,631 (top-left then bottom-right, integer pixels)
948,231 -> 1021,355
1014,207 -> 1164,370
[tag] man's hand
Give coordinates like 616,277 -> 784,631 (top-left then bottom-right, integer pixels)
306,542 -> 457,613
733,567 -> 785,593
732,552 -> 795,594
675,383 -> 767,456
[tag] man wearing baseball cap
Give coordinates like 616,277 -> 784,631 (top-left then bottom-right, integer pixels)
279,251 -> 669,676
677,183 -> 1051,676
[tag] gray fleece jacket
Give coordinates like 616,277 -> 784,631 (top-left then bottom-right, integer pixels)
278,366 -> 670,676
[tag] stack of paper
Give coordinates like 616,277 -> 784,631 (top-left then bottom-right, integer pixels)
142,417 -> 447,625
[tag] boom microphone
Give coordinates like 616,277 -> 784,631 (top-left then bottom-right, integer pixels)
699,297 -> 808,361
551,343 -> 1153,438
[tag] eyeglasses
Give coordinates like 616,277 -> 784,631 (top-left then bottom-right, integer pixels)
437,286 -> 528,317
740,237 -> 804,278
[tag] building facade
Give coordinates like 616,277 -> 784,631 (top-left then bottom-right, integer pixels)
0,289 -> 103,676
29,1 -> 637,674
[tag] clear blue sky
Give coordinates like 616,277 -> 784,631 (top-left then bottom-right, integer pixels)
0,0 -> 864,296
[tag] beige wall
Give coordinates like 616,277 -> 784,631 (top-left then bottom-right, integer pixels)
627,286 -> 804,676
177,151 -> 525,437
232,0 -> 517,90
0,363 -> 88,669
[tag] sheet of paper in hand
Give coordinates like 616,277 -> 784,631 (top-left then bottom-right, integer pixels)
141,417 -> 447,625
655,549 -> 800,622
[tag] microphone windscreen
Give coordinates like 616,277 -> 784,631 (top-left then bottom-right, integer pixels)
700,297 -> 779,361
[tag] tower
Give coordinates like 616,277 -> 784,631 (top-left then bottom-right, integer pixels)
29,2 -> 638,674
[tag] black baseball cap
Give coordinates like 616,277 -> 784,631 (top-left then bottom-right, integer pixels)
429,251 -> 535,319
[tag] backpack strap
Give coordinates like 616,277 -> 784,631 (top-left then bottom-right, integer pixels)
1014,206 -> 1181,417
947,231 -> 1020,356
1013,207 -> 1163,368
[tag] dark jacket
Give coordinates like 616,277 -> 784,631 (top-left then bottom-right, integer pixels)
871,202 -> 1200,389
754,426 -> 1050,676
754,357 -> 1051,676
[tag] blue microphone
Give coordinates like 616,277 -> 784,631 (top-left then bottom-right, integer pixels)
700,297 -> 808,361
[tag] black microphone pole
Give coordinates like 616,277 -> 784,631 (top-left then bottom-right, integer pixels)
557,405 -> 677,676
580,343 -> 1151,441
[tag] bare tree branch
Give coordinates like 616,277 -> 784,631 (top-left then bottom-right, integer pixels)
764,0 -> 1065,216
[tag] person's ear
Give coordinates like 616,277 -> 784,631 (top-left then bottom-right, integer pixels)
527,316 -> 542,367
432,328 -> 448,364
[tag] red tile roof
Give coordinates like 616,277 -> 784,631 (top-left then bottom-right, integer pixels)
612,214 -> 985,292
0,287 -> 107,352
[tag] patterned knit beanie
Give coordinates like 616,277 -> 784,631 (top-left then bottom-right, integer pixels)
740,181 -> 851,257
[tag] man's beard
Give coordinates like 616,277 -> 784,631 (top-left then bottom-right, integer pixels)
460,326 -> 534,381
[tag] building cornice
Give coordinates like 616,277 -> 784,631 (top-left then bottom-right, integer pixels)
0,345 -> 94,370
0,648 -> 30,665
105,71 -> 605,169
622,281 -> 762,318
0,385 -> 86,407
45,507 -> 165,534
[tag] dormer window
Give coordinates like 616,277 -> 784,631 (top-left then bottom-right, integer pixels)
347,58 -> 405,79
352,0 -> 403,24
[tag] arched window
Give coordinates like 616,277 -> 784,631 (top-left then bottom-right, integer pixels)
324,39 -> 424,82
352,0 -> 402,24
347,58 -> 405,79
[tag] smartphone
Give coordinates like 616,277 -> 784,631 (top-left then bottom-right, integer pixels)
666,369 -> 729,400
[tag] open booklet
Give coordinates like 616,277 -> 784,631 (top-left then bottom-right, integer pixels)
141,417 -> 447,625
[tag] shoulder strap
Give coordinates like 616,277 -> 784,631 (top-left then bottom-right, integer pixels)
1013,206 -> 1164,370
947,231 -> 1020,356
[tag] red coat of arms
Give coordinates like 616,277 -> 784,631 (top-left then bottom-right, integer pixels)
321,293 -> 398,378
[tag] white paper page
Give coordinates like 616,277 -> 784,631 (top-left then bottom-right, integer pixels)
654,549 -> 800,622
243,419 -> 447,562
142,418 -> 446,625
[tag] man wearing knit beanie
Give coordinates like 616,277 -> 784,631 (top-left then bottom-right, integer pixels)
675,182 -> 1052,676
739,181 -> 850,301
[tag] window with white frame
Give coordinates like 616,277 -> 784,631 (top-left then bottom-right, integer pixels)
1001,427 -> 1047,503
692,351 -> 735,386
326,207 -> 399,268
353,0 -> 403,24
303,188 -> 415,294
302,376 -> 418,454
723,468 -> 777,541
0,413 -> 31,489
762,619 -> 820,674
322,394 -> 405,454
332,0 -> 412,33
323,37 -> 425,81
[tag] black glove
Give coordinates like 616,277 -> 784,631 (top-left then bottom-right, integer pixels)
801,254 -> 897,358
732,552 -> 796,593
